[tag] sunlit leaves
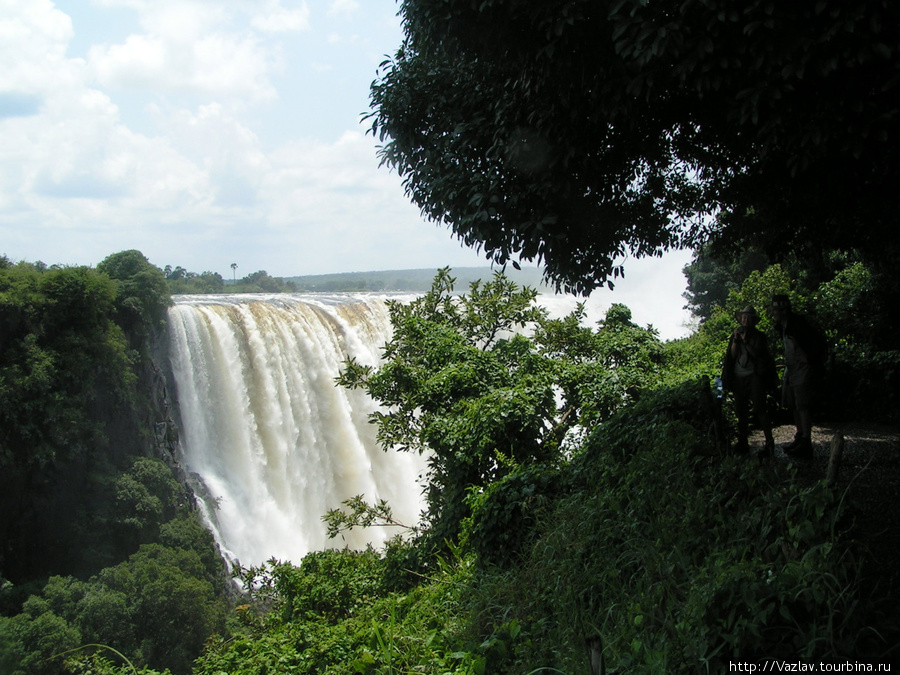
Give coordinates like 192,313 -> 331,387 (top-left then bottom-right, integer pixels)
337,269 -> 663,546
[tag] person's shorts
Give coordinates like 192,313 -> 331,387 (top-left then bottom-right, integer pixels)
783,378 -> 815,411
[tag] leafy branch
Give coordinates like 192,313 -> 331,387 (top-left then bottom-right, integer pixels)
323,495 -> 419,539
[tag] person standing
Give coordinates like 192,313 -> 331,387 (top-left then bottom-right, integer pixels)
770,294 -> 827,459
722,306 -> 776,457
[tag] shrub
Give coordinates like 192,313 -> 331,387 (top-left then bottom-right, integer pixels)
489,383 -> 872,672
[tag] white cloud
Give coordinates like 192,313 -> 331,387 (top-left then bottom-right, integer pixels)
87,31 -> 277,101
0,0 -> 79,93
77,0 -> 280,101
251,0 -> 311,33
15,90 -> 211,213
328,0 -> 360,18
0,1 -> 214,244
159,102 -> 268,208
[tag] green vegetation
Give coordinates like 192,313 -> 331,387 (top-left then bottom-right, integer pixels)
1,255 -> 148,582
368,0 -> 899,294
163,265 -> 298,295
1,252 -> 230,675
1,517 -> 227,675
1,244 -> 897,673
191,264 -> 893,674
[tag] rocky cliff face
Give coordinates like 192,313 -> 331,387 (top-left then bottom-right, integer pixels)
147,330 -> 189,478
86,325 -> 188,476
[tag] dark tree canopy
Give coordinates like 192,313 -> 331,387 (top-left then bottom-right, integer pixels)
369,0 -> 899,294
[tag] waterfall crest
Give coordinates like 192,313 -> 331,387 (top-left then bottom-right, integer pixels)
166,294 -> 426,567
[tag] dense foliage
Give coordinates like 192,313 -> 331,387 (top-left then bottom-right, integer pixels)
0,252 -> 230,675
337,269 -> 662,550
1,511 -> 227,675
2,250 -> 896,673
1,258 -> 141,582
194,268 -> 895,673
369,0 -> 899,293
96,251 -> 170,343
467,383 -> 873,670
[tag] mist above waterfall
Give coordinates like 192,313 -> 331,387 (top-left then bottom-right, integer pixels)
167,294 -> 427,568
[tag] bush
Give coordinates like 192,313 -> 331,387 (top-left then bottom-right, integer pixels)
462,464 -> 562,569
481,383 -> 873,671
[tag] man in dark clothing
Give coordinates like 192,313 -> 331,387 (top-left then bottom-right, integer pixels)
770,294 -> 827,459
722,305 -> 777,457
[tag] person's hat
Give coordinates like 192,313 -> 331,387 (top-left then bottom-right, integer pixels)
736,305 -> 759,322
771,294 -> 791,310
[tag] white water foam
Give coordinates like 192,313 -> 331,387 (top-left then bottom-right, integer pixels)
167,293 -> 425,567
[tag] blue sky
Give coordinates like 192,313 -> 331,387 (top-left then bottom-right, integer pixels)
0,0 -> 694,338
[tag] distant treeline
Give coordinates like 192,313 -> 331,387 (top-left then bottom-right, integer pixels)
163,264 -> 550,295
163,266 -> 298,294
283,266 -> 549,293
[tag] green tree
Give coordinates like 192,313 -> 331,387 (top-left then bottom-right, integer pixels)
114,458 -> 187,554
2,535 -> 228,675
158,514 -> 225,588
97,544 -> 227,674
234,270 -> 298,293
682,245 -> 771,322
168,270 -> 224,294
0,262 -> 138,581
97,250 -> 170,338
369,0 -> 899,293
0,595 -> 81,675
337,269 -> 661,547
37,575 -> 136,662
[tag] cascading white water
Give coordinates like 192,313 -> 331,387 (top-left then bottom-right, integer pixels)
166,293 -> 427,568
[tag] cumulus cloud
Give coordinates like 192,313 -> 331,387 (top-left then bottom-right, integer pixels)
0,0 -> 80,93
0,1 -> 214,253
159,102 -> 268,208
87,31 -> 277,102
251,0 -> 311,33
328,0 -> 360,18
21,89 -> 211,212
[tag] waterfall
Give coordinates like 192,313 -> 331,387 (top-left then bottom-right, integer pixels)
166,293 -> 427,568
